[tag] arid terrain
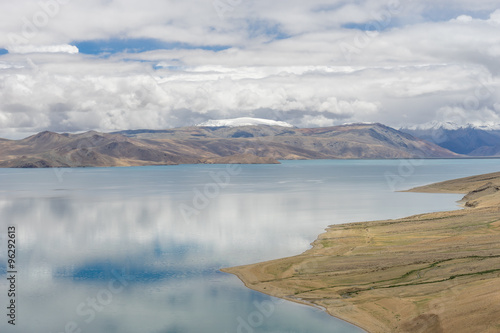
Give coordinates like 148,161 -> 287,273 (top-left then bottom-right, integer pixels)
223,172 -> 500,333
0,123 -> 458,167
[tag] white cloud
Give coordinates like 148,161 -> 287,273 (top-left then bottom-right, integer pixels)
454,15 -> 473,22
489,9 -> 500,23
6,44 -> 79,54
1,1 -> 500,138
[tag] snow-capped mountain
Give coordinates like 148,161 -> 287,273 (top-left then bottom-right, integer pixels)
401,121 -> 500,131
400,122 -> 500,155
402,121 -> 463,131
474,124 -> 500,131
196,117 -> 295,128
342,122 -> 376,126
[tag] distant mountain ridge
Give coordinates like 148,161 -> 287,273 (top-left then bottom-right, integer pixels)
0,122 -> 460,168
116,122 -> 459,159
0,131 -> 190,168
401,122 -> 500,156
403,121 -> 500,131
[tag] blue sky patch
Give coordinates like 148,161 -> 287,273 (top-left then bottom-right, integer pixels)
246,20 -> 291,40
73,38 -> 230,55
342,22 -> 380,31
0,49 -> 8,55
422,8 -> 490,22
342,9 -> 491,32
341,20 -> 398,32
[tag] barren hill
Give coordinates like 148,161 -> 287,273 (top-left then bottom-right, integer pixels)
0,123 -> 459,168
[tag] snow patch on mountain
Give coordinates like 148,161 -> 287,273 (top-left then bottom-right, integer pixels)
342,122 -> 377,126
196,117 -> 295,128
474,123 -> 500,131
401,121 -> 500,131
402,121 -> 463,131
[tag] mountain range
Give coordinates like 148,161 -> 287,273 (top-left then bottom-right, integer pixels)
400,122 -> 500,156
0,120 -> 460,168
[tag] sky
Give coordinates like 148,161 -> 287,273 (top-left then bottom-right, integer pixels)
0,0 -> 499,138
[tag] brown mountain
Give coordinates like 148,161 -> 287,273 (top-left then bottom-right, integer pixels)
0,123 -> 459,168
117,123 -> 459,159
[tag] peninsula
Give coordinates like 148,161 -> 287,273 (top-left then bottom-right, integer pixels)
223,172 -> 500,333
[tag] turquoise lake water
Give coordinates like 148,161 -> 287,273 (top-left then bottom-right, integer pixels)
1,159 -> 499,332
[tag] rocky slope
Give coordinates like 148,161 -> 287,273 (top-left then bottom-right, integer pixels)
401,124 -> 500,156
0,123 -> 459,168
0,131 -> 199,167
117,123 -> 460,159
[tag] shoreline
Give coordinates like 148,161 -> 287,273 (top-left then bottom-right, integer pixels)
222,266 -> 369,332
223,171 -> 500,333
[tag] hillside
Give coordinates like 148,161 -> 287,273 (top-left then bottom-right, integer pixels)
117,123 -> 459,159
0,131 -> 200,167
223,172 -> 500,333
0,123 -> 459,168
401,123 -> 500,156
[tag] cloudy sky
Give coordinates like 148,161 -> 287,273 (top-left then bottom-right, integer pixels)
0,0 -> 499,138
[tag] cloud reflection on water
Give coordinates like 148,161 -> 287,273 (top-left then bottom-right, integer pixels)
3,160 -> 500,332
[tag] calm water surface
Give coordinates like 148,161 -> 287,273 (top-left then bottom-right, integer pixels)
1,159 -> 499,333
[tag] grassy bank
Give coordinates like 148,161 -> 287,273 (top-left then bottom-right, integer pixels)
223,172 -> 500,332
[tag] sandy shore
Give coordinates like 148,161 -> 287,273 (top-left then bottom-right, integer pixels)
222,171 -> 500,333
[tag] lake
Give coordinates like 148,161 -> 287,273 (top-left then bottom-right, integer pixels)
1,159 -> 499,333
